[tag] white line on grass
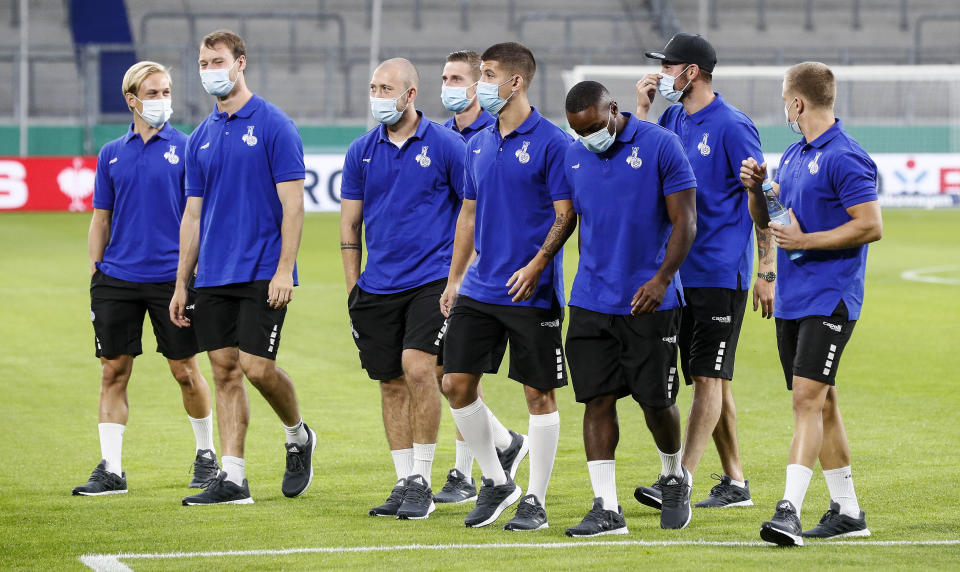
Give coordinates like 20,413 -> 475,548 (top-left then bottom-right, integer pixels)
901,265 -> 960,285
80,539 -> 960,571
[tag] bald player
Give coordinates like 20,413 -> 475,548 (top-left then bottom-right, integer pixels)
341,58 -> 467,520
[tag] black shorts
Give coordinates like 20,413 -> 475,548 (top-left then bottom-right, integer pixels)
678,287 -> 748,384
89,269 -> 199,361
775,300 -> 857,389
566,306 -> 681,407
193,280 -> 286,360
347,278 -> 448,381
442,295 -> 567,390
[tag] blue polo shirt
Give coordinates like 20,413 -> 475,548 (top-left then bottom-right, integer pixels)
567,113 -> 696,314
93,122 -> 188,283
773,119 -> 878,320
185,94 -> 305,287
659,93 -> 763,290
443,109 -> 496,142
459,107 -> 573,309
341,112 -> 466,294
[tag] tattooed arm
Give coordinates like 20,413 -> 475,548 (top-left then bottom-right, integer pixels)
753,223 -> 776,318
340,198 -> 364,295
506,199 -> 577,302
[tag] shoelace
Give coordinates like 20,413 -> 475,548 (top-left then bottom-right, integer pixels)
660,476 -> 687,505
514,499 -> 540,520
582,505 -> 609,526
403,483 -> 430,505
190,455 -> 218,478
817,508 -> 841,526
88,465 -> 114,484
476,482 -> 501,505
286,447 -> 305,472
385,485 -> 405,505
439,473 -> 464,493
773,505 -> 797,521
707,473 -> 728,496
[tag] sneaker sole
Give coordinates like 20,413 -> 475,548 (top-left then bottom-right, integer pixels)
695,499 -> 754,508
182,497 -> 254,506
369,510 -> 398,517
804,528 -> 871,540
283,427 -> 317,498
565,526 -> 629,538
397,501 -> 436,520
467,485 -> 522,528
761,523 -> 804,546
73,489 -> 128,496
507,436 -> 530,480
434,494 -> 478,504
505,521 -> 549,531
634,488 -> 662,511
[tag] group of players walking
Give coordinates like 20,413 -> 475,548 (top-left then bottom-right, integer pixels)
73,29 -> 882,547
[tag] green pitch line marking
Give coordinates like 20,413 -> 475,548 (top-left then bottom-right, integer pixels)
901,265 -> 960,285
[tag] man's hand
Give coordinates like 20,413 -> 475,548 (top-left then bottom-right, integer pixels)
439,281 -> 459,318
631,276 -> 668,315
636,73 -> 660,118
769,208 -> 806,251
740,157 -> 767,192
753,278 -> 775,319
268,271 -> 295,309
506,261 -> 544,302
169,285 -> 190,328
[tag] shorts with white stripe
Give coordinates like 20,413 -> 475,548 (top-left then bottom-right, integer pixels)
775,300 -> 857,389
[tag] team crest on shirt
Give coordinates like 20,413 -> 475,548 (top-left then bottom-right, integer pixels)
626,147 -> 642,169
242,125 -> 258,147
163,145 -> 180,165
808,151 -> 822,175
697,133 -> 711,156
515,141 -> 531,164
415,145 -> 431,167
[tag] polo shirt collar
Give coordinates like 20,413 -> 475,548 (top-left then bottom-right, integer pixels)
616,112 -> 640,143
465,110 -> 494,132
686,92 -> 724,125
123,121 -> 173,143
804,118 -> 843,148
377,110 -> 429,143
211,93 -> 263,121
495,106 -> 541,137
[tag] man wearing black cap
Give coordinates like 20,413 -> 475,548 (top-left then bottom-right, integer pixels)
632,33 -> 775,511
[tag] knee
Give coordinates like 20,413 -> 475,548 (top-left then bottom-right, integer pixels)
100,359 -> 132,388
691,376 -> 722,397
440,374 -> 459,399
169,360 -> 198,387
792,387 -> 825,415
212,363 -> 243,389
239,356 -> 272,385
585,394 -> 617,418
380,378 -> 407,401
524,388 -> 556,415
641,402 -> 676,423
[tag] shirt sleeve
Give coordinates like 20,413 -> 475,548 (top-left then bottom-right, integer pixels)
834,149 -> 879,209
445,134 -> 467,200
564,145 -> 581,214
92,146 -> 115,210
269,118 -> 306,184
724,118 -> 764,183
184,132 -> 205,198
463,141 -> 478,200
339,139 -> 365,201
773,150 -> 788,185
544,133 -> 573,202
660,133 -> 697,195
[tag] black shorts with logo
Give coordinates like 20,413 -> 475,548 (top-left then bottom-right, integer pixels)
775,300 -> 857,389
193,280 -> 287,360
678,287 -> 748,384
442,295 -> 567,390
566,306 -> 681,407
348,278 -> 448,381
90,269 -> 199,361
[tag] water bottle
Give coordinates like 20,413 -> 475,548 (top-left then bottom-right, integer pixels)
762,181 -> 803,261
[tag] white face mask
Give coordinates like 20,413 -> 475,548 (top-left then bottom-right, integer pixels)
658,65 -> 692,103
784,97 -> 803,135
441,83 -> 476,112
132,95 -> 173,128
477,76 -> 517,114
370,87 -> 411,125
579,109 -> 616,154
200,58 -> 240,97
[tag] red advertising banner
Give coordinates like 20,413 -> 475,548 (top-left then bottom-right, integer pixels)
0,157 -> 97,212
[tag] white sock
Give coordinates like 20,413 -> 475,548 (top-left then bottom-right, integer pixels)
783,463 -> 814,517
98,423 -> 125,476
188,413 -> 216,453
412,442 -> 436,487
527,411 -> 560,508
587,459 -> 618,512
390,448 -> 414,481
823,466 -> 861,518
488,406 -> 513,451
283,418 -> 309,446
221,455 -> 245,486
658,447 -> 683,478
454,439 -> 474,480
450,398 -> 505,485
729,477 -> 746,489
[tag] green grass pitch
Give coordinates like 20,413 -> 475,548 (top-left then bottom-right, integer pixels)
1,210 -> 959,570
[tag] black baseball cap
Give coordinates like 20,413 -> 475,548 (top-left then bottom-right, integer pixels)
645,33 -> 717,73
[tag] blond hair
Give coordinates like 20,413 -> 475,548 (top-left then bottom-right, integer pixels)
121,61 -> 171,99
784,61 -> 835,110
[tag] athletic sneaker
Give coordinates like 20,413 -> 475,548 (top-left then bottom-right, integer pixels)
369,479 -> 407,517
396,474 -> 436,520
434,469 -> 477,503
802,501 -> 870,539
72,460 -> 127,496
504,494 -> 549,531
181,472 -> 253,505
464,476 -> 522,528
633,479 -> 662,511
659,467 -> 692,529
497,430 -> 529,480
188,449 -> 220,489
760,499 -> 804,546
281,424 -> 317,498
694,474 -> 754,508
565,498 -> 628,537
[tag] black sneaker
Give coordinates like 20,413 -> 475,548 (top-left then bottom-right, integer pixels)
434,469 -> 477,504
396,474 -> 436,520
497,430 -> 529,480
369,479 -> 406,517
504,494 -> 549,531
565,498 -> 628,537
182,472 -> 253,505
464,476 -> 522,528
72,460 -> 127,496
634,479 -> 662,511
659,467 -> 692,529
760,499 -> 804,546
281,424 -> 316,498
188,449 -> 220,489
694,474 -> 754,508
802,501 -> 870,539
